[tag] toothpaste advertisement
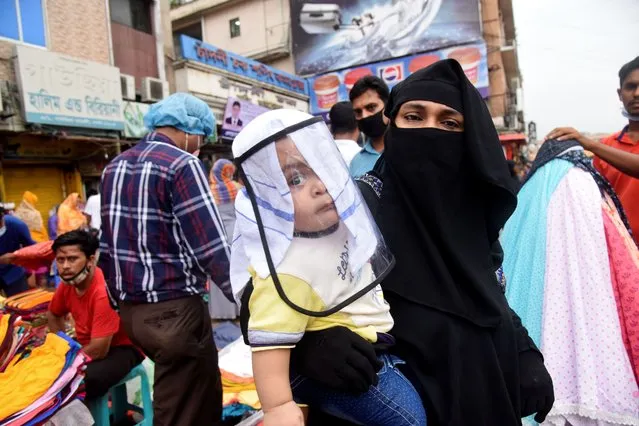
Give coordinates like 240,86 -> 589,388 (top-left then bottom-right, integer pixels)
307,41 -> 489,116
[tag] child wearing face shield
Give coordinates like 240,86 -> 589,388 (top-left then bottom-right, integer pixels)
231,110 -> 425,426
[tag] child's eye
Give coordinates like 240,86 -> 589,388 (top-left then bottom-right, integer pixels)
289,174 -> 306,187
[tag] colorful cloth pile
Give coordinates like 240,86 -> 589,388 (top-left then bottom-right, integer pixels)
2,289 -> 53,321
502,141 -> 639,425
0,316 -> 88,426
218,338 -> 261,421
0,315 -> 47,372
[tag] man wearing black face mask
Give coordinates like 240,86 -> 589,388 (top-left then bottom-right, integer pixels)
349,76 -> 390,178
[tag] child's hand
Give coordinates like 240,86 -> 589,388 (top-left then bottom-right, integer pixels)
263,400 -> 304,426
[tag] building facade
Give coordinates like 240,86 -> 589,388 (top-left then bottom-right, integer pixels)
0,0 -> 171,222
170,0 -> 309,163
171,0 -> 524,120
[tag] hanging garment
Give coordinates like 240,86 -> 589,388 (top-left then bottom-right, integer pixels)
502,141 -> 639,425
57,193 -> 87,235
14,192 -> 49,243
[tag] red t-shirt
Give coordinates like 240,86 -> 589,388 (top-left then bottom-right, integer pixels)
594,126 -> 639,244
49,267 -> 133,347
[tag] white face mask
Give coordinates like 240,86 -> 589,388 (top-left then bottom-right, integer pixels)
622,108 -> 639,122
61,263 -> 90,286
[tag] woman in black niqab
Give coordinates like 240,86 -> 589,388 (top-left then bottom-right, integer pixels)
240,60 -> 554,426
376,59 -> 553,425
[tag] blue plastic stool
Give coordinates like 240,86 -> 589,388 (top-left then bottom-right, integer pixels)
88,362 -> 153,426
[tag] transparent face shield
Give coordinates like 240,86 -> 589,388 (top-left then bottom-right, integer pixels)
233,115 -> 394,317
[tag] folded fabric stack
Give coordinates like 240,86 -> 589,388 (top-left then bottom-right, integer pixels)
0,318 -> 88,426
3,289 -> 53,321
218,338 -> 261,421
11,241 -> 55,272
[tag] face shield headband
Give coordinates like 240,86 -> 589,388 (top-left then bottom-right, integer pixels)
235,116 -> 394,317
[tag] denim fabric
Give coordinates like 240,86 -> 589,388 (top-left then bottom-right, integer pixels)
292,353 -> 426,425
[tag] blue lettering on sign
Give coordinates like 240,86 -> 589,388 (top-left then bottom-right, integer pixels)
179,35 -> 309,96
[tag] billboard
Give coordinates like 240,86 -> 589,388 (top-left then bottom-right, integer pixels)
290,0 -> 482,76
14,44 -> 124,130
308,41 -> 488,116
220,97 -> 270,140
179,35 -> 308,96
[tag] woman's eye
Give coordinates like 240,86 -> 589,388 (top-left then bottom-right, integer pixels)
404,113 -> 422,121
442,119 -> 461,129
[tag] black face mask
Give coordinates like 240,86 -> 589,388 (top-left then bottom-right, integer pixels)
357,110 -> 387,139
385,127 -> 466,194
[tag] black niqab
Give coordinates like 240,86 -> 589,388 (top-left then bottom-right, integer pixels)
377,60 -> 525,425
379,59 -> 517,327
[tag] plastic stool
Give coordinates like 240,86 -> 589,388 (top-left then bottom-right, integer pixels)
88,363 -> 153,426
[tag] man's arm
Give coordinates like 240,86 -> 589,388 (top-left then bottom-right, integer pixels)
15,219 -> 36,247
547,127 -> 639,179
82,335 -> 113,360
172,158 -> 232,300
46,310 -> 66,334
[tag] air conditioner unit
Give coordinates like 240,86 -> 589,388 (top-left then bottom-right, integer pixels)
300,4 -> 341,34
120,74 -> 136,101
141,77 -> 169,103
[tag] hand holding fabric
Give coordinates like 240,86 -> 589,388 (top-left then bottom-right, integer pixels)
545,127 -> 596,150
519,349 -> 554,422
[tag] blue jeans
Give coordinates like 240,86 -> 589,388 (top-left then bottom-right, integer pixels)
291,353 -> 426,425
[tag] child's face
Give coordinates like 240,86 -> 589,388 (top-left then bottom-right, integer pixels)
276,139 -> 339,233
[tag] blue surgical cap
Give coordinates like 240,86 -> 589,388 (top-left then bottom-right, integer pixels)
143,92 -> 215,137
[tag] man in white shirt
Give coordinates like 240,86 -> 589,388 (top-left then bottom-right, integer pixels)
329,102 -> 362,166
84,189 -> 101,231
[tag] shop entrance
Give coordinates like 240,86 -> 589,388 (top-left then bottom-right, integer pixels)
3,166 -> 66,222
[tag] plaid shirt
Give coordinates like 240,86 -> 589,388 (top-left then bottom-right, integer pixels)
99,132 -> 231,304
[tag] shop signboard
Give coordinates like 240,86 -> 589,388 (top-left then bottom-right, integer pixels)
308,41 -> 489,116
290,0 -> 482,75
220,97 -> 270,140
14,45 -> 124,130
122,101 -> 151,139
179,35 -> 309,97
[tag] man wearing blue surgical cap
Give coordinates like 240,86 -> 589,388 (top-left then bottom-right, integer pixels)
99,93 -> 231,425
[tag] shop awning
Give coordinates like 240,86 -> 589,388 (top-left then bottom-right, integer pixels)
499,133 -> 527,143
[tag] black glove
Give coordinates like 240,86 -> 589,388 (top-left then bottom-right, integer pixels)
293,327 -> 383,394
239,280 -> 382,393
519,349 -> 554,422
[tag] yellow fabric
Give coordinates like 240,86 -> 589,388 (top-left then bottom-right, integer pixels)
57,193 -> 87,235
5,289 -> 53,310
248,271 -> 379,352
0,333 -> 69,419
0,314 -> 9,346
14,191 -> 49,243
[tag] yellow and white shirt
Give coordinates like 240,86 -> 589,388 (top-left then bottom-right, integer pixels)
247,223 -> 394,351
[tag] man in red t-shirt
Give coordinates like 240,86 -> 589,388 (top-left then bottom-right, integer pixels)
547,56 -> 639,243
47,230 -> 143,400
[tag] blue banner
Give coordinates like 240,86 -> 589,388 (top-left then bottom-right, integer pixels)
179,35 -> 309,96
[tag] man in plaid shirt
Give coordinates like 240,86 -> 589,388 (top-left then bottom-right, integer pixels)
99,93 -> 231,425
